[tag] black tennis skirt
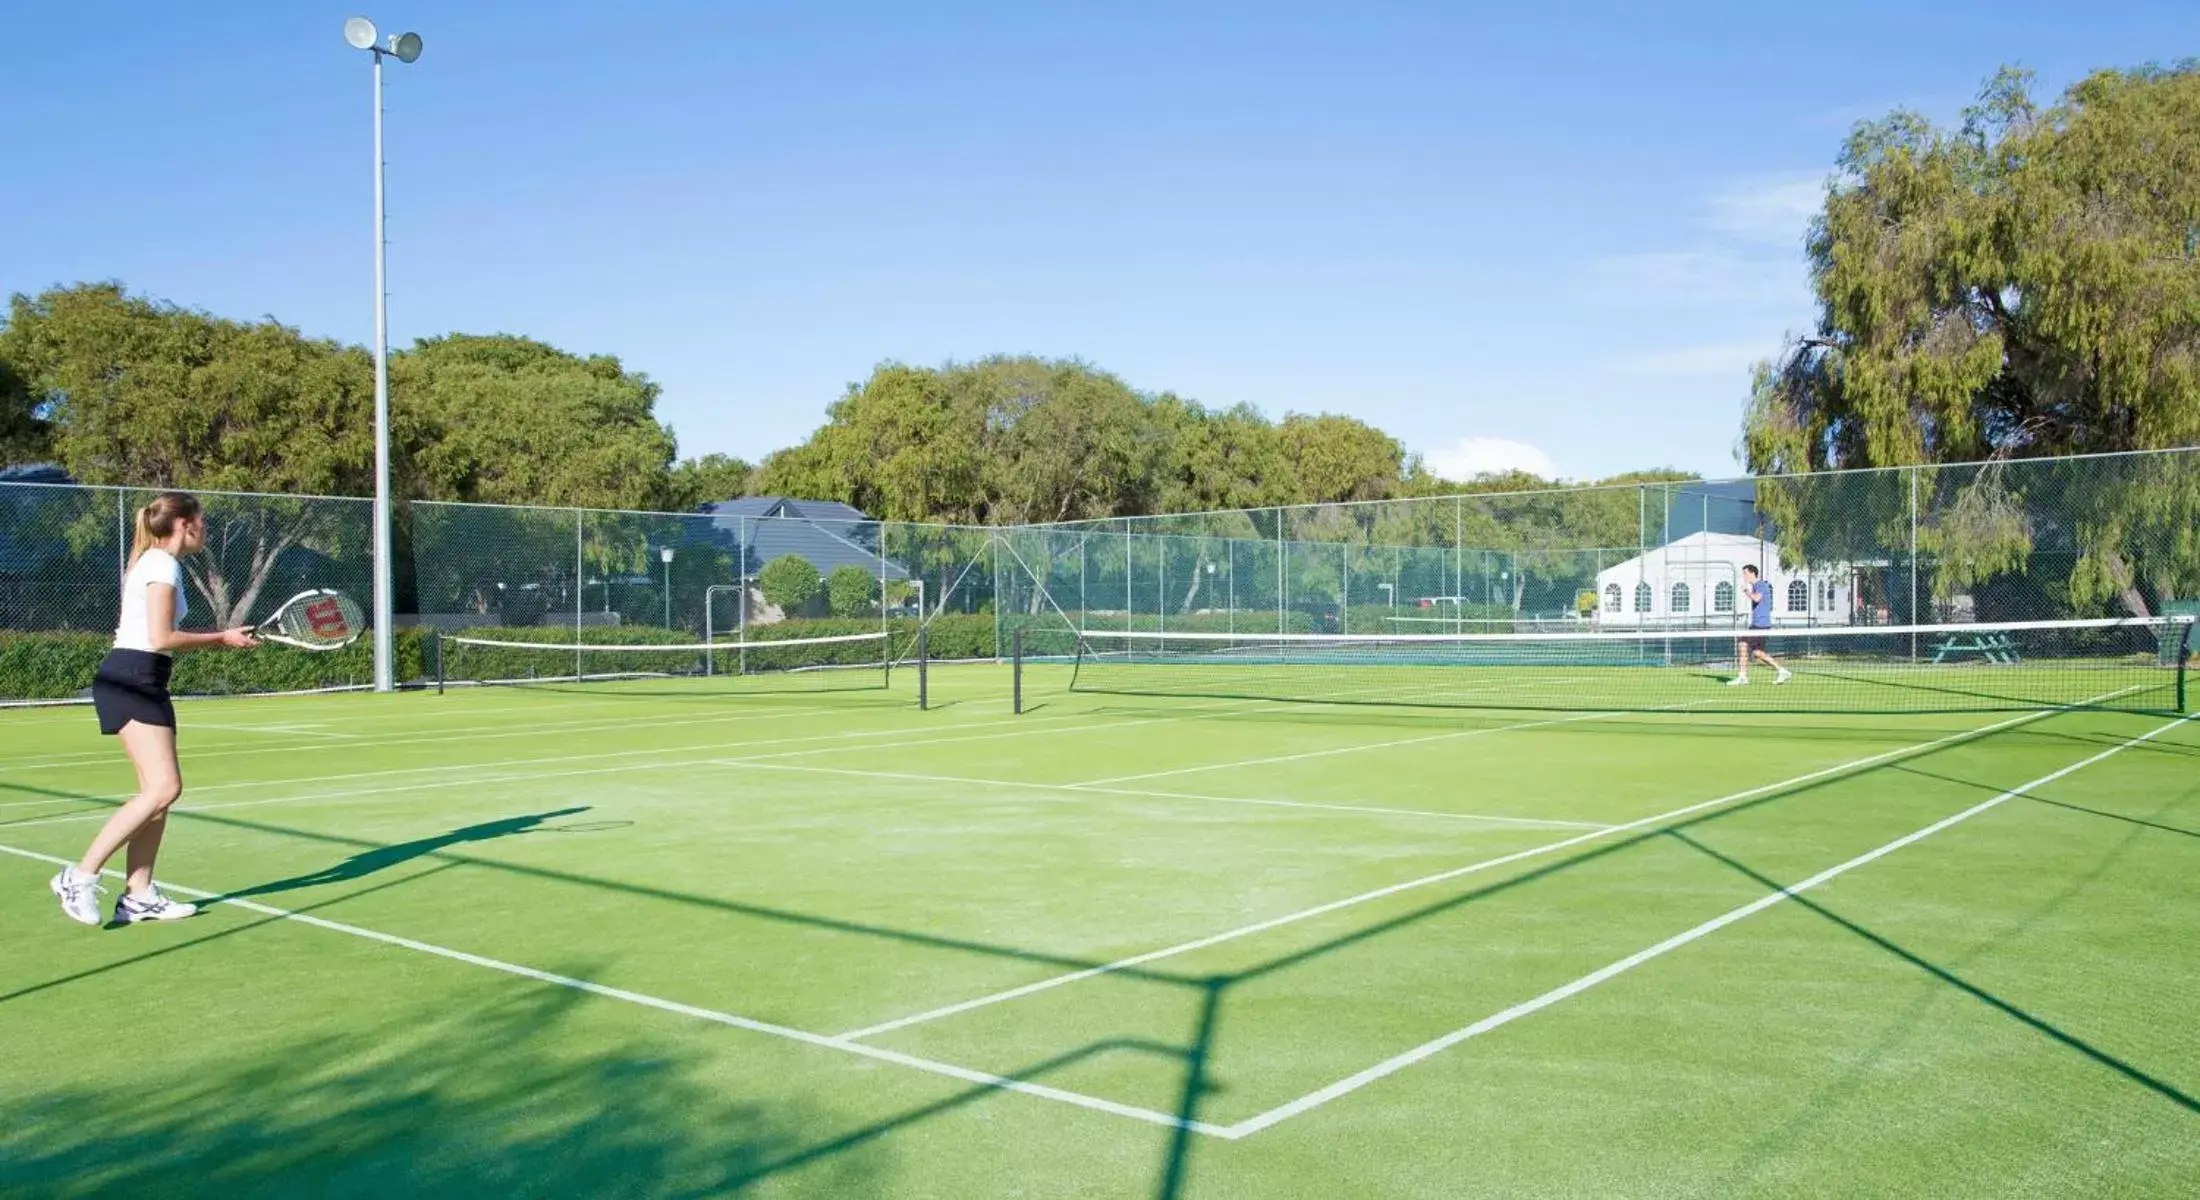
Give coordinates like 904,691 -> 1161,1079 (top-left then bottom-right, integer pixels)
91,649 -> 176,735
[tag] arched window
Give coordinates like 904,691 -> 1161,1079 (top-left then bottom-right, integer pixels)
1713,581 -> 1735,613
1821,579 -> 1836,611
1633,582 -> 1652,613
1670,582 -> 1691,613
1604,583 -> 1622,611
1787,579 -> 1808,612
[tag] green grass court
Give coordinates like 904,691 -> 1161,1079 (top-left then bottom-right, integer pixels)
4,664 -> 2198,1197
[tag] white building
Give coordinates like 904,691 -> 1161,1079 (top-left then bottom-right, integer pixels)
1593,531 -> 1859,628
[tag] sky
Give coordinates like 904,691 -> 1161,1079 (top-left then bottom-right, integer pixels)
4,1 -> 2196,484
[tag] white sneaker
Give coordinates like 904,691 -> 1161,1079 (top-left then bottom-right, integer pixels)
1727,676 -> 1748,687
115,886 -> 198,924
1774,668 -> 1793,685
49,867 -> 106,926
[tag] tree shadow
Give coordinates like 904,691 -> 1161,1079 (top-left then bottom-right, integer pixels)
0,981 -> 859,1198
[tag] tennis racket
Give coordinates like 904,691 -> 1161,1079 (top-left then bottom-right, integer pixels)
248,588 -> 367,651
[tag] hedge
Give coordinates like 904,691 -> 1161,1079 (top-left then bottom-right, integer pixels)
3,608 -> 1349,700
0,629 -> 431,701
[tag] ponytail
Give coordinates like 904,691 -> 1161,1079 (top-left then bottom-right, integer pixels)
130,492 -> 203,564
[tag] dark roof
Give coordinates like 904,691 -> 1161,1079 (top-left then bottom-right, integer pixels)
697,497 -> 909,580
702,495 -> 872,524
0,463 -> 74,485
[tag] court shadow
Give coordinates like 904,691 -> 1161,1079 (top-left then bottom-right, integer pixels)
0,980 -> 871,1198
212,807 -> 591,904
1667,828 -> 2199,1115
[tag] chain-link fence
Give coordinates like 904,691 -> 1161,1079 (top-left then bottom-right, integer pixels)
6,447 -> 2198,701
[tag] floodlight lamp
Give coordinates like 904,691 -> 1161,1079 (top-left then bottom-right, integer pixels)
390,31 -> 423,63
661,547 -> 676,564
344,17 -> 378,49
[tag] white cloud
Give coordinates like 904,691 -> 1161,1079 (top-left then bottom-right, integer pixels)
1701,173 -> 1827,247
1586,249 -> 1808,308
1424,436 -> 1557,482
1618,342 -> 1778,379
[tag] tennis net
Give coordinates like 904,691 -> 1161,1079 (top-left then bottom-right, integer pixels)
436,630 -> 895,696
1054,617 -> 2193,714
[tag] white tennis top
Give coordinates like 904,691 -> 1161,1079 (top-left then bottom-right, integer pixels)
115,548 -> 187,654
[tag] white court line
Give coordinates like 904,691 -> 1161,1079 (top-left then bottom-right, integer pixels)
190,722 -> 361,739
0,697 -> 1300,826
1074,704 -> 1660,786
729,761 -> 1611,831
0,842 -> 1231,1139
0,702 -> 1176,812
836,704 -> 2072,1041
1222,708 -> 2198,1138
0,700 -> 870,772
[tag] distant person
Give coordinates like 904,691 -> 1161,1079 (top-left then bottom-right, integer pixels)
1731,564 -> 1791,687
49,492 -> 259,927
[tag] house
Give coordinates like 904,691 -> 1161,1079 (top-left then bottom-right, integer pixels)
696,497 -> 910,585
1592,531 -> 1860,628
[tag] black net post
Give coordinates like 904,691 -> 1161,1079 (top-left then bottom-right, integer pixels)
918,625 -> 930,711
433,629 -> 444,695
2178,622 -> 2192,713
1013,626 -> 1024,715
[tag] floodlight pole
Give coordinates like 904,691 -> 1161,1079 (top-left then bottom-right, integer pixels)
370,46 -> 393,691
350,18 -> 422,693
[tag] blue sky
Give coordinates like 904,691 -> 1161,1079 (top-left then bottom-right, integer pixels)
4,2 -> 2194,483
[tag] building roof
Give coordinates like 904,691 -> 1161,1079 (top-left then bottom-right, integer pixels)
696,497 -> 909,580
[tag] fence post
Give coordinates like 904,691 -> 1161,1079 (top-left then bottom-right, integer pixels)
574,508 -> 584,682
1908,470 -> 1920,661
1012,625 -> 1024,715
917,625 -> 929,710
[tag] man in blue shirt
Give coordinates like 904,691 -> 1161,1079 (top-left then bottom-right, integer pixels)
1731,564 -> 1792,687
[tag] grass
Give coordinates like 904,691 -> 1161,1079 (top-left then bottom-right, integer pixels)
2,661 -> 2196,1198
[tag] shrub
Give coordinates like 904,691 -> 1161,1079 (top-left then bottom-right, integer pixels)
826,566 -> 878,618
757,555 -> 822,616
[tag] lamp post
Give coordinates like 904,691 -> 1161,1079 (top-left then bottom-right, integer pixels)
660,546 -> 676,629
345,17 -> 422,693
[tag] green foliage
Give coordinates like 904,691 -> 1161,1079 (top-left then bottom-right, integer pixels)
666,454 -> 755,509
752,356 -> 1411,524
757,555 -> 822,615
1744,63 -> 2200,613
825,566 -> 877,618
394,335 -> 678,510
0,629 -> 430,700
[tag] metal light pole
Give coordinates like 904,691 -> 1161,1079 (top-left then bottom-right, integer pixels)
346,17 -> 421,693
661,546 -> 676,629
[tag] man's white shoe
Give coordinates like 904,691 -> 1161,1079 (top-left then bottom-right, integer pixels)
1727,676 -> 1748,687
115,886 -> 198,924
1774,667 -> 1793,685
49,867 -> 106,926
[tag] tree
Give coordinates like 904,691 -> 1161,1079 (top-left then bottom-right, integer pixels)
825,565 -> 877,618
1744,64 -> 2200,615
757,554 -> 821,616
0,353 -> 52,467
1273,414 -> 1407,504
667,454 -> 755,509
0,283 -> 375,625
393,334 -> 679,510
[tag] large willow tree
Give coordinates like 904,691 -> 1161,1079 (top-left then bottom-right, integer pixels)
1745,64 -> 2200,617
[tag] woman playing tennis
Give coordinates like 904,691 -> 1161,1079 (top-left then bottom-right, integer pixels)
49,492 -> 259,926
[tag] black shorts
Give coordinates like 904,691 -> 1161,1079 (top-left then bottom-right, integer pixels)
91,649 -> 176,735
1739,632 -> 1769,654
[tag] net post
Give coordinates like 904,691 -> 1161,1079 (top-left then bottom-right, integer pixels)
433,628 -> 444,695
1013,625 -> 1024,715
917,626 -> 929,710
2178,621 -> 2192,713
